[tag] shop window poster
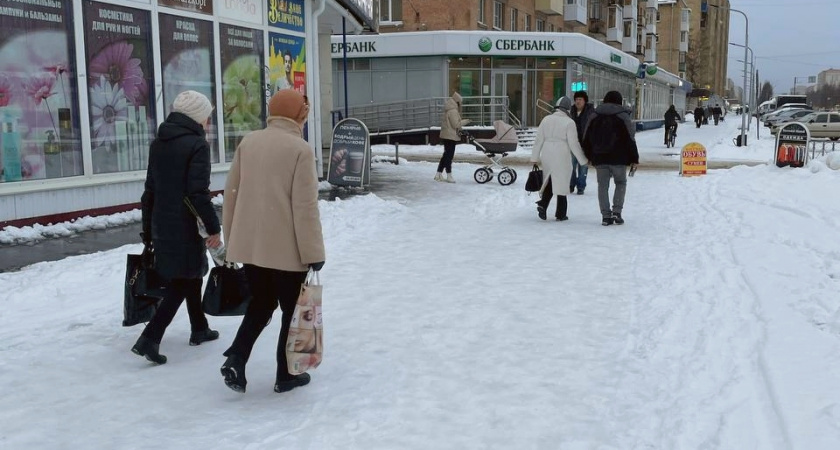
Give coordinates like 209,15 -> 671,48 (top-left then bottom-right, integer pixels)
158,0 -> 213,15
0,0 -> 82,182
82,1 -> 156,175
159,13 -> 219,162
269,32 -> 305,96
220,24 -> 264,162
267,0 -> 305,33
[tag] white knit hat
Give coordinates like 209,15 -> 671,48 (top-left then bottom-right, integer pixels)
172,90 -> 213,124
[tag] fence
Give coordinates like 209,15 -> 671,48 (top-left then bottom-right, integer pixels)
809,139 -> 840,159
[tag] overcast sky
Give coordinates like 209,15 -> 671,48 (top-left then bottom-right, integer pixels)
726,0 -> 840,96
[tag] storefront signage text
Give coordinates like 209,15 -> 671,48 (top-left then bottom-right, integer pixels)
158,0 -> 213,15
610,53 -> 622,64
331,41 -> 376,54
268,0 -> 304,32
479,37 -> 555,52
90,9 -> 140,35
218,0 -> 262,25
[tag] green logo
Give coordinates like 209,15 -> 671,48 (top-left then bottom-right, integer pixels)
478,37 -> 493,52
646,65 -> 658,76
610,53 -> 622,64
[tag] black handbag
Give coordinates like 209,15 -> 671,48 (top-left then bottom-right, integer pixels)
202,264 -> 252,316
525,164 -> 543,192
123,254 -> 162,327
129,247 -> 167,299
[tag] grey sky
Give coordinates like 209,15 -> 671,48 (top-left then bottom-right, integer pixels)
727,0 -> 840,96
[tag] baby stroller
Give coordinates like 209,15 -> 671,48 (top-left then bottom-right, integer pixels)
463,120 -> 519,185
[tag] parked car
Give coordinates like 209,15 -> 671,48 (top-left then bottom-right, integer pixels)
764,109 -> 813,128
771,112 -> 840,140
762,104 -> 811,124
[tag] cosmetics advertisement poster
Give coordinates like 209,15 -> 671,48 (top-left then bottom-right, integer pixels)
83,1 -> 156,174
0,0 -> 81,182
220,24 -> 264,162
159,13 -> 218,162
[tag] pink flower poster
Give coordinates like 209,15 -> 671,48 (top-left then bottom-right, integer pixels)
159,13 -> 218,163
82,1 -> 156,174
0,0 -> 82,182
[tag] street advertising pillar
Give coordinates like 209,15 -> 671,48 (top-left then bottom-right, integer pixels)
774,122 -> 810,168
327,118 -> 370,187
680,142 -> 707,176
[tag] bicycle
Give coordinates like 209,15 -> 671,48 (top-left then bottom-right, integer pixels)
665,124 -> 677,148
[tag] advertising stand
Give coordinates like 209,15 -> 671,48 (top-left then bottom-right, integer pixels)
680,142 -> 707,177
774,122 -> 810,168
327,118 -> 370,188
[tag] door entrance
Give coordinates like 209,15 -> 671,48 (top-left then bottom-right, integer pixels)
493,71 -> 527,126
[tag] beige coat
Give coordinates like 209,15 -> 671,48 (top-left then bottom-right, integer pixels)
223,117 -> 325,272
530,110 -> 588,196
439,93 -> 469,141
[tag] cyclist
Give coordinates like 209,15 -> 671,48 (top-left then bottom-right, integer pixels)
664,105 -> 681,146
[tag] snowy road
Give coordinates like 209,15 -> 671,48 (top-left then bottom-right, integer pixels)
1,118 -> 840,448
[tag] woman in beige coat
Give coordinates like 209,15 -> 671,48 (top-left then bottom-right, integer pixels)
435,92 -> 470,183
530,96 -> 589,221
220,89 -> 325,394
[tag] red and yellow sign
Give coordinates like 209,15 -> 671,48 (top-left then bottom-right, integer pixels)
680,142 -> 707,176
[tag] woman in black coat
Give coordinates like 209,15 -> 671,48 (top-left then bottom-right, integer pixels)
131,91 -> 223,365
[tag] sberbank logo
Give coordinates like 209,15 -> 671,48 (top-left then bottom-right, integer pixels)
478,37 -> 493,52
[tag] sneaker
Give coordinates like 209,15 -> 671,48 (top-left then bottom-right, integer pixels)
220,355 -> 247,393
556,216 -> 569,221
602,216 -> 614,226
537,205 -> 547,220
189,329 -> 219,346
612,213 -> 624,225
576,189 -> 584,195
131,335 -> 167,365
274,373 -> 311,393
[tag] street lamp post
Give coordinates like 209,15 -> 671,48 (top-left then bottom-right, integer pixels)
712,4 -> 749,146
792,76 -> 812,95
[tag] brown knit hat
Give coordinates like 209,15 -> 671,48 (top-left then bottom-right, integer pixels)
269,89 -> 308,122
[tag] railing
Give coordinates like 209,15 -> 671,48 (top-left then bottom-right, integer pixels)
330,96 -> 511,134
809,139 -> 840,158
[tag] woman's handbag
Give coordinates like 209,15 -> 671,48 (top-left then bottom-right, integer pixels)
286,270 -> 323,375
123,253 -> 162,326
202,263 -> 251,316
525,164 -> 543,192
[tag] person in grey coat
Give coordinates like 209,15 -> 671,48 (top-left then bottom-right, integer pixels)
582,91 -> 639,226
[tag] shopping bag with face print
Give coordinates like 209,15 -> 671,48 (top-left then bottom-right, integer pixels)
286,270 -> 323,375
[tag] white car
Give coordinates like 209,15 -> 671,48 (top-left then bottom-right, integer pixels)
771,112 -> 840,140
764,109 -> 813,127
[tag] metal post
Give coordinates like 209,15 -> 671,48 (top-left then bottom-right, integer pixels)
342,18 -> 349,119
716,6 -> 749,146
394,142 -> 399,165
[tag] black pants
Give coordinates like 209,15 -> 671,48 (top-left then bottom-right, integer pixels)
142,278 -> 207,343
436,139 -> 457,173
664,123 -> 677,142
536,176 -> 568,218
224,264 -> 308,380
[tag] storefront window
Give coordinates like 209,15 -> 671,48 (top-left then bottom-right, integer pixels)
0,0 -> 82,182
83,1 -> 157,174
220,24 -> 265,162
492,57 -> 526,69
159,13 -> 218,162
448,57 -> 482,69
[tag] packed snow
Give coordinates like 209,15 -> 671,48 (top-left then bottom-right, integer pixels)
1,117 -> 839,448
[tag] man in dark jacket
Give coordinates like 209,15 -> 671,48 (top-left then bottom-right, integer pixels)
693,105 -> 704,128
582,91 -> 639,226
664,105 -> 681,145
569,90 -> 595,194
132,90 -> 223,365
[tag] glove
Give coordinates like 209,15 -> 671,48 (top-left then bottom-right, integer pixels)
309,261 -> 325,271
140,232 -> 150,246
139,232 -> 154,268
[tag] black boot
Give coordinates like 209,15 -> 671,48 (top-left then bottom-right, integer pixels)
131,335 -> 167,365
189,329 -> 219,346
274,373 -> 311,393
220,355 -> 247,393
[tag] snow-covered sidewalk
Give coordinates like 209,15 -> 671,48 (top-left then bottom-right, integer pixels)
1,141 -> 839,448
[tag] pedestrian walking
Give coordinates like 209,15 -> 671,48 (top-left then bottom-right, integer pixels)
220,89 -> 326,394
132,90 -> 221,365
582,91 -> 639,226
569,90 -> 595,194
531,96 -> 588,221
694,105 -> 704,128
435,92 -> 470,183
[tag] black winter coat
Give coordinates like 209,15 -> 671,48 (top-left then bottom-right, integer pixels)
582,103 -> 639,166
570,103 -> 596,143
141,112 -> 221,280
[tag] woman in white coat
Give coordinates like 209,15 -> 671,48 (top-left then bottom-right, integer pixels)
530,96 -> 589,221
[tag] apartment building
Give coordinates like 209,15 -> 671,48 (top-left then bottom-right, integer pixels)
655,1 -> 691,80
817,69 -> 840,89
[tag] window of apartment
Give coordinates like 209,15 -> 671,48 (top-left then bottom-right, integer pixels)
682,9 -> 690,23
680,31 -> 687,43
624,20 -> 632,38
700,12 -> 707,28
525,14 -> 532,31
478,0 -> 486,24
379,0 -> 403,23
608,6 -> 617,28
624,0 -> 632,5
493,1 -> 504,29
590,0 -> 602,20
549,23 -> 555,32
656,10 -> 661,22
510,8 -> 518,31
536,18 -> 545,32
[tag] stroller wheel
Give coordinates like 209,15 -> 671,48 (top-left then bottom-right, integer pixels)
474,168 -> 492,184
509,169 -> 517,183
498,169 -> 515,186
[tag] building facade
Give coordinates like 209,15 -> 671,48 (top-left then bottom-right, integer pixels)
0,0 -> 376,225
817,69 -> 840,89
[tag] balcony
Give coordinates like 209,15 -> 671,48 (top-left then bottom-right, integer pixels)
646,0 -> 658,10
564,0 -> 587,25
680,9 -> 690,31
623,0 -> 637,20
679,38 -> 688,52
535,0 -> 563,15
645,40 -> 656,62
606,4 -> 623,42
622,18 -> 638,52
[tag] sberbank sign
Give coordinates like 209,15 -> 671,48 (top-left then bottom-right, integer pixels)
478,36 -> 555,52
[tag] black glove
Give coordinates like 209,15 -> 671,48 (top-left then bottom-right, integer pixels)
139,232 -> 154,268
309,261 -> 325,271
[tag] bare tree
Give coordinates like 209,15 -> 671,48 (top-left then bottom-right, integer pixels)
806,84 -> 840,109
758,81 -> 774,104
684,35 -> 709,88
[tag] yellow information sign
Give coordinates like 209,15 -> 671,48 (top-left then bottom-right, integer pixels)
680,142 -> 707,176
